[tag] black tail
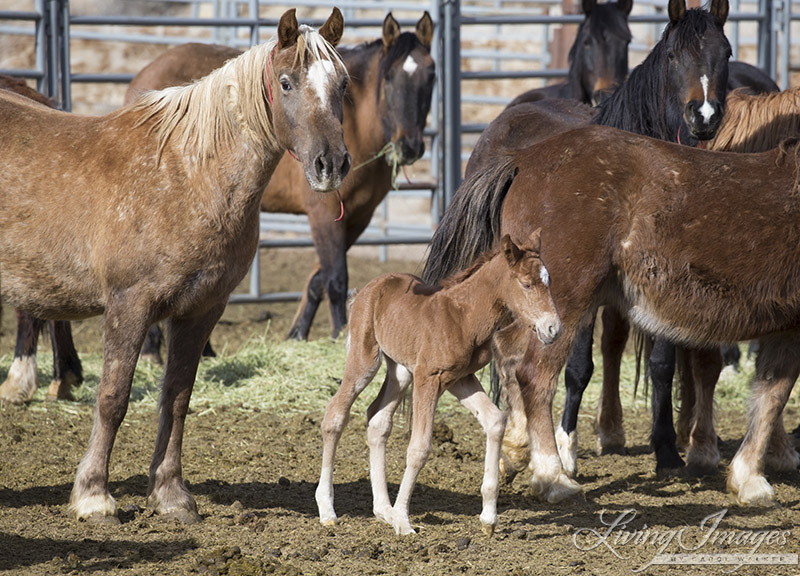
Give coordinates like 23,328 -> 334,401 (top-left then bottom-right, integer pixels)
422,156 -> 519,285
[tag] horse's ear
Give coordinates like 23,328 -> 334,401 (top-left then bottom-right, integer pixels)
277,9 -> 299,50
382,13 -> 401,51
528,228 -> 542,255
416,12 -> 434,49
616,0 -> 633,16
319,7 -> 344,47
710,0 -> 729,26
502,234 -> 523,266
582,0 -> 597,16
667,0 -> 686,24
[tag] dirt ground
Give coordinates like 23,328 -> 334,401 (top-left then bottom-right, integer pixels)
1,248 -> 800,576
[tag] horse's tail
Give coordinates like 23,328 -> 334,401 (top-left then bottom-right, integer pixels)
422,156 -> 519,285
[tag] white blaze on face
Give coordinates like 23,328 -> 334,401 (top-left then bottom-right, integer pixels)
308,59 -> 336,105
540,265 -> 550,287
402,55 -> 419,75
699,74 -> 715,124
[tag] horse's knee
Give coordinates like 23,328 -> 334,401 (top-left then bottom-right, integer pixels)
485,408 -> 507,441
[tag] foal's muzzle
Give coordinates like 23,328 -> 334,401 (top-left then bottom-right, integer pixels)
684,100 -> 723,141
536,314 -> 563,346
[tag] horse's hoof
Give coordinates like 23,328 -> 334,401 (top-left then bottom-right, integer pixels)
160,508 -> 201,524
765,448 -> 800,473
480,521 -> 496,537
373,507 -> 393,526
394,523 -> 417,536
555,426 -> 578,478
655,464 -> 686,480
85,512 -> 122,526
320,517 -> 337,527
731,475 -> 775,506
531,473 -> 583,504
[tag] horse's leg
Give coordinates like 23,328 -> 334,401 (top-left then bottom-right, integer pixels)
287,266 -> 325,341
146,305 -> 224,522
728,335 -> 800,505
0,310 -> 44,404
316,328 -> 382,525
46,320 -> 84,401
140,324 -> 164,365
764,413 -> 800,472
391,376 -> 441,535
519,332 -> 582,503
684,347 -> 722,476
69,300 -> 150,522
557,320 -> 594,478
649,338 -> 685,476
676,347 -> 696,448
366,358 -> 412,525
596,307 -> 628,454
449,374 -> 507,536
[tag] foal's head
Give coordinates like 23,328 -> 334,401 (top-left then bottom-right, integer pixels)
662,0 -> 731,142
500,230 -> 562,345
571,0 -> 632,106
269,8 -> 351,192
378,12 -> 435,167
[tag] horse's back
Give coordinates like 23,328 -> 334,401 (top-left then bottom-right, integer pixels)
125,43 -> 242,104
728,61 -> 779,94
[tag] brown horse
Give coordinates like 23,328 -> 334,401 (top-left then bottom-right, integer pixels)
425,124 -> 800,506
126,12 -> 435,349
316,231 -> 561,536
0,8 -> 349,523
0,76 -> 84,404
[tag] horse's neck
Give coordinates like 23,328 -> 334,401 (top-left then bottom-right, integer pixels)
436,255 -> 509,344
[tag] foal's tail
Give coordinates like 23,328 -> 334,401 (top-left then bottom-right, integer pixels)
422,157 -> 519,285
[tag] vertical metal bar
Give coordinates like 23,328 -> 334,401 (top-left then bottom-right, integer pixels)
249,0 -> 259,46
729,0 -> 739,60
758,0 -> 772,73
248,250 -> 261,299
780,0 -> 790,88
35,0 -> 47,94
46,0 -> 59,102
441,0 -> 461,212
60,0 -> 71,112
430,0 -> 442,223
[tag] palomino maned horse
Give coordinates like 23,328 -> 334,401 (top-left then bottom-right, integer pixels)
316,231 -> 561,536
508,0 -> 632,107
425,123 -> 800,506
461,0 -> 732,487
0,9 -> 349,523
125,12 -> 435,352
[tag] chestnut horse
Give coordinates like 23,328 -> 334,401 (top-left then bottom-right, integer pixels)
316,231 -> 561,536
0,76 -> 84,404
462,0 -> 731,485
0,9 -> 349,523
125,12 -> 435,353
425,123 -> 800,506
508,0 -> 632,107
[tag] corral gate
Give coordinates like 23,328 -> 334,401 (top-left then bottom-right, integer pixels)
0,0 -> 791,304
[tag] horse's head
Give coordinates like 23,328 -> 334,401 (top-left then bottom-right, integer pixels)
377,12 -> 435,167
572,0 -> 632,106
269,8 -> 351,192
663,0 -> 731,142
501,230 -> 562,346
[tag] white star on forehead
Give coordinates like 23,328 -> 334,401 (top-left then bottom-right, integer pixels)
308,59 -> 336,105
402,55 -> 419,75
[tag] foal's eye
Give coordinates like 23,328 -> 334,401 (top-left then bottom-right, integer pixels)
280,77 -> 292,92
521,282 -> 532,291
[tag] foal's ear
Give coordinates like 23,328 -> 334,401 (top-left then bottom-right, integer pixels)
616,0 -> 634,16
383,13 -> 401,51
710,0 -> 729,26
582,0 -> 597,16
502,234 -> 524,266
319,7 -> 344,48
416,12 -> 434,49
277,9 -> 299,50
528,228 -> 543,255
667,0 -> 686,24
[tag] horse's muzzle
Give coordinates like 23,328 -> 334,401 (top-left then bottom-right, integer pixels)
306,150 -> 351,192
684,100 -> 723,141
536,315 -> 562,346
387,137 -> 425,167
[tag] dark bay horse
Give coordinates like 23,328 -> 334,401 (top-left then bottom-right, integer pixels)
426,123 -> 800,506
508,0 -> 632,107
317,231 -> 560,536
461,0 -> 731,485
0,9 -> 349,523
0,76 -> 84,404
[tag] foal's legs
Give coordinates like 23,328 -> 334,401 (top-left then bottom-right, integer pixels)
69,301 -> 151,522
449,374 -> 507,535
366,359 -> 413,525
596,307 -> 628,454
316,333 -> 382,525
47,320 -> 84,401
0,311 -> 44,404
728,335 -> 800,505
147,305 -> 226,522
649,338 -> 685,476
557,321 -> 594,477
684,348 -> 722,475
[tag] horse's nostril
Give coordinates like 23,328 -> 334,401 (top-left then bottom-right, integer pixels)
315,156 -> 326,177
341,152 -> 351,177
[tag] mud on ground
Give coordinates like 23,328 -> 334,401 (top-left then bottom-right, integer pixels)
1,249 -> 800,576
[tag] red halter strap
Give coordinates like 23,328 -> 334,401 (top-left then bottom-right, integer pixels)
267,47 -> 344,223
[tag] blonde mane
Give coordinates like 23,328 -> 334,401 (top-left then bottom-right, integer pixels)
125,25 -> 346,163
709,87 -> 800,153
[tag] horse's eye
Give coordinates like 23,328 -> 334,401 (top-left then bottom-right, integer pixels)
667,51 -> 675,61
280,77 -> 292,92
341,77 -> 349,92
